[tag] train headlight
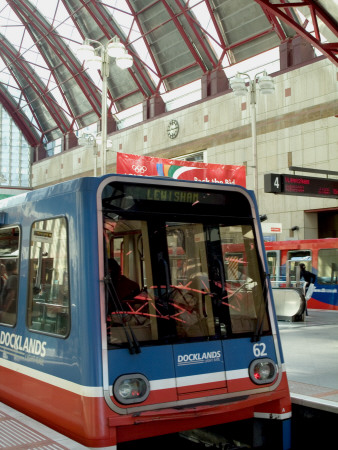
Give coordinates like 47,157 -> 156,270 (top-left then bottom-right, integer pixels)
249,358 -> 278,385
113,374 -> 150,404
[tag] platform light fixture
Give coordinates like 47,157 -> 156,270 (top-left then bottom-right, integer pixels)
230,71 -> 275,202
84,54 -> 102,71
107,38 -> 128,59
78,133 -> 99,177
77,36 -> 133,175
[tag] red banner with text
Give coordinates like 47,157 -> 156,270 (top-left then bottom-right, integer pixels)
116,153 -> 246,187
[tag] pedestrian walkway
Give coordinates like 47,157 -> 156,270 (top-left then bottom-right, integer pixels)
0,402 -> 86,449
278,309 -> 338,412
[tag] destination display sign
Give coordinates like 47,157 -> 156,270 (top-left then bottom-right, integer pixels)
124,184 -> 226,205
264,173 -> 338,199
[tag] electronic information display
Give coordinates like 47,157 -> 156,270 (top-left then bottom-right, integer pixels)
264,173 -> 338,199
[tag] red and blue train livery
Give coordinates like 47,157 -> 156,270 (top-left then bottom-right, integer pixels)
0,174 -> 291,449
265,238 -> 338,310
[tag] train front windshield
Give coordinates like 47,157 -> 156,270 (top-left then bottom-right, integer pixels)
102,181 -> 270,347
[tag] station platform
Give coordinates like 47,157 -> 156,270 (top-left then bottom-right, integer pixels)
278,309 -> 338,413
0,401 -> 87,449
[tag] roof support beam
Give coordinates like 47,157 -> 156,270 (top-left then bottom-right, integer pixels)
162,0 -> 208,73
173,0 -> 218,69
10,0 -> 102,120
0,36 -> 70,136
254,0 -> 338,66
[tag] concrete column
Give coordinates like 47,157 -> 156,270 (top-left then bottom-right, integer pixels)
202,68 -> 229,98
64,131 -> 78,151
280,36 -> 316,70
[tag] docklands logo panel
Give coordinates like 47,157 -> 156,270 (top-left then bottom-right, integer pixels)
0,331 -> 47,358
177,351 -> 222,366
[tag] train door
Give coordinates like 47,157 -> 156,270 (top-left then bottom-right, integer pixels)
314,246 -> 338,309
286,250 -> 312,287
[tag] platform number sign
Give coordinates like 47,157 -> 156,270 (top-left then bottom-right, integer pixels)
264,174 -> 282,193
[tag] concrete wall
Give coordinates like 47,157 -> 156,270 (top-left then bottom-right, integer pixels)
32,58 -> 338,241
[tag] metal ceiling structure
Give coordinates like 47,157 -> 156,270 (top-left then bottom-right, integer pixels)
0,0 -> 337,148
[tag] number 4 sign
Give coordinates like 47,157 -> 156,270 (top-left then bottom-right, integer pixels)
264,173 -> 282,193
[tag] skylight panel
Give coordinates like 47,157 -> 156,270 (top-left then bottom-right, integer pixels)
225,47 -> 280,79
0,65 -> 24,103
161,79 -> 201,111
129,24 -> 159,84
0,64 -> 11,85
115,103 -> 143,128
0,2 -> 25,51
188,0 -> 223,58
31,0 -> 59,24
102,0 -> 134,38
21,104 -> 40,131
24,48 -> 46,68
7,85 -> 21,102
103,0 -> 132,15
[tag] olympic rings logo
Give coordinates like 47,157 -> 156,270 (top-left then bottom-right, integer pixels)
132,165 -> 147,174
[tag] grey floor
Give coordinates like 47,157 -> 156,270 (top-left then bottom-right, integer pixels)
278,310 -> 338,407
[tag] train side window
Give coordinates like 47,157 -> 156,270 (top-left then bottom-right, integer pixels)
318,248 -> 338,284
27,217 -> 70,337
287,250 -> 311,283
0,226 -> 20,327
221,225 -> 270,335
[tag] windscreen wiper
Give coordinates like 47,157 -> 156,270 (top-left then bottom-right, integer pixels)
157,254 -> 172,313
251,272 -> 269,343
209,256 -> 227,306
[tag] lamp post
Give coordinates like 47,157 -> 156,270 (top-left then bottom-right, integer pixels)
77,37 -> 133,175
230,71 -> 274,202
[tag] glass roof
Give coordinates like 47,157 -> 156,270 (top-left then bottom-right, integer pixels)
0,0 -> 336,146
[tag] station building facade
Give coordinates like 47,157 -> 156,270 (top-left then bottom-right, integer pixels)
29,56 -> 338,242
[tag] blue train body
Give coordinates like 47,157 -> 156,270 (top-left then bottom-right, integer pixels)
0,175 -> 291,449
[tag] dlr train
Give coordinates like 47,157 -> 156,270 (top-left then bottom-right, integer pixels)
264,238 -> 338,310
0,174 -> 291,449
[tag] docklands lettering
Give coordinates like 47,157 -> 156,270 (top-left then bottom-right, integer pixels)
177,351 -> 222,365
0,331 -> 47,358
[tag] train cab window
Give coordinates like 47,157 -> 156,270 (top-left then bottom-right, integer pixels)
105,218 -> 270,347
103,181 -> 271,349
27,218 -> 70,337
318,248 -> 338,284
0,226 -> 20,326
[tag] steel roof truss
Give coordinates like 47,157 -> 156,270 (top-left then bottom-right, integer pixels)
11,0 -> 102,119
0,39 -> 69,134
254,0 -> 338,66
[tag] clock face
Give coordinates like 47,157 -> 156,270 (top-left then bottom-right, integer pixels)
167,119 -> 179,139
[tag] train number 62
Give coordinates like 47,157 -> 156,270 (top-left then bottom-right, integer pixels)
253,343 -> 267,357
